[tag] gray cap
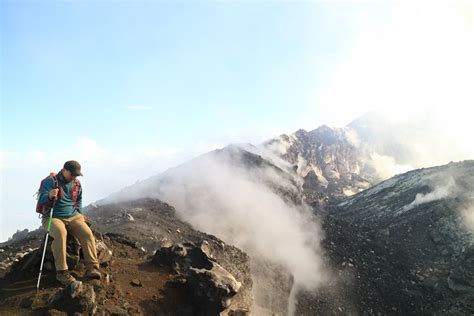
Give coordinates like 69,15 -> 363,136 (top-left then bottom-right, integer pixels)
64,160 -> 83,176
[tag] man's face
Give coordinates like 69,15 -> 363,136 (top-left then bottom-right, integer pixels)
63,169 -> 77,183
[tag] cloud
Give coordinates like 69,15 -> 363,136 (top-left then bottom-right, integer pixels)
143,147 -> 183,159
314,2 -> 474,161
192,140 -> 224,156
0,151 -> 17,169
27,150 -> 47,163
75,136 -> 109,163
124,105 -> 152,111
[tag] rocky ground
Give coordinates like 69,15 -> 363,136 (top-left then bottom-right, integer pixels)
0,198 -> 252,315
297,161 -> 474,315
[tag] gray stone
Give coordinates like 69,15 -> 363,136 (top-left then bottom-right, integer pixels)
48,283 -> 96,314
229,309 -> 250,316
188,263 -> 242,311
19,296 -> 33,308
130,279 -> 142,287
96,241 -> 113,265
108,306 -> 129,316
152,241 -> 244,313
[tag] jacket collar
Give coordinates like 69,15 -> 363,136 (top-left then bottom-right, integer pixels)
57,170 -> 69,185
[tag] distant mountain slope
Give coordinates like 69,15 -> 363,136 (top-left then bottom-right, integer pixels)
101,143 -> 302,207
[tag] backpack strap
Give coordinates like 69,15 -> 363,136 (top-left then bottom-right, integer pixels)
72,179 -> 81,212
51,174 -> 58,189
36,173 -> 58,216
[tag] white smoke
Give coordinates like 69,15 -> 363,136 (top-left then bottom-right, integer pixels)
129,146 -> 326,313
398,176 -> 457,215
264,136 -> 292,156
410,177 -> 456,207
367,152 -> 414,180
350,112 -> 472,176
461,203 -> 474,233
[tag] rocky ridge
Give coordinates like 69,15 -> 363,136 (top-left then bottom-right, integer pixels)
0,198 -> 252,315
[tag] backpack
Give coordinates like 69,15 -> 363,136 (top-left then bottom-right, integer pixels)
35,172 -> 81,215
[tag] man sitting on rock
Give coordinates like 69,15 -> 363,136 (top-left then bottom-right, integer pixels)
37,160 -> 101,286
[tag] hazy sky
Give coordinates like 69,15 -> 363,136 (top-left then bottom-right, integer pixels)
1,1 -> 473,241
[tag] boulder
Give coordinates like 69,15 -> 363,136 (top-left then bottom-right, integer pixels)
153,241 -> 242,314
187,263 -> 242,312
47,282 -> 97,314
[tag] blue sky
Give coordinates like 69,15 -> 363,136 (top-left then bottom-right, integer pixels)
1,1 -> 472,241
2,2 -> 370,152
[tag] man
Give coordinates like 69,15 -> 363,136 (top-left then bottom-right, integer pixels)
37,160 -> 101,286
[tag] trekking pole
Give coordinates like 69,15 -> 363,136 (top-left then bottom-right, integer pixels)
36,195 -> 57,291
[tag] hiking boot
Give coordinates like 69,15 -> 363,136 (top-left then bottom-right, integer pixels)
85,266 -> 101,280
56,270 -> 77,286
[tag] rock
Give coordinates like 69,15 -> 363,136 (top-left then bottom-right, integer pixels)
199,240 -> 213,258
108,306 -> 129,316
126,214 -> 134,222
70,280 -> 83,299
153,241 -> 242,314
46,309 -> 67,316
172,244 -> 187,257
447,275 -> 473,293
104,233 -> 138,248
104,273 -> 111,284
9,229 -> 29,242
152,243 -> 189,268
187,263 -> 242,312
130,279 -> 142,287
229,309 -> 250,316
20,296 -> 34,308
44,261 -> 54,271
96,240 -> 113,266
48,282 -> 96,314
17,252 -> 28,259
159,239 -> 173,248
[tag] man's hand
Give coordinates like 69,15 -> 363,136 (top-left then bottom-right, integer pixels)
49,188 -> 59,200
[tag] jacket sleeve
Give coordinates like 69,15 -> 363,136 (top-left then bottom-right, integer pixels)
37,177 -> 54,208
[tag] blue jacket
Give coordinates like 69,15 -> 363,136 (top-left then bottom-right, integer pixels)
38,171 -> 82,218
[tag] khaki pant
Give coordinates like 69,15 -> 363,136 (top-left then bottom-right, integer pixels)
42,213 -> 99,271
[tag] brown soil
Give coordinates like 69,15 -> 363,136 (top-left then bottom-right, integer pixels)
0,236 -> 182,315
